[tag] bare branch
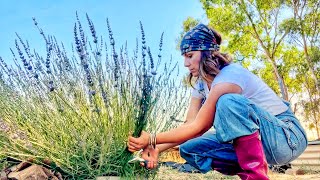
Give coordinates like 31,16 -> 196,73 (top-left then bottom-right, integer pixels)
273,31 -> 289,57
271,6 -> 281,55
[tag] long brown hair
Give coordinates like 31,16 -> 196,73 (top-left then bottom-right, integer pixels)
187,51 -> 233,87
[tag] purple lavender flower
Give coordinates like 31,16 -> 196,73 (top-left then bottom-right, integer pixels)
16,33 -> 33,61
86,69 -> 93,86
76,12 -> 86,46
147,47 -> 156,75
140,22 -> 147,73
74,23 -> 82,53
32,17 -> 37,25
49,80 -> 54,92
86,13 -> 98,44
89,90 -> 96,96
157,32 -> 164,67
32,17 -> 48,45
27,65 -> 32,70
107,18 -> 119,84
15,40 -> 28,67
45,45 -> 52,74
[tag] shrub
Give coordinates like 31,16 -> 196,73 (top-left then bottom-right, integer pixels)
0,13 -> 189,179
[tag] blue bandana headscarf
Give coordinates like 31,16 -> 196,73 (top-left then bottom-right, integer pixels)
180,24 -> 220,55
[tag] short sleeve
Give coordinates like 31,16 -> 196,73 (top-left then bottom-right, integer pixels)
191,80 -> 205,99
211,65 -> 246,91
191,88 -> 203,99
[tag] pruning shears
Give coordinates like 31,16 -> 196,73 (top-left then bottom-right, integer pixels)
128,149 -> 148,165
128,149 -> 159,170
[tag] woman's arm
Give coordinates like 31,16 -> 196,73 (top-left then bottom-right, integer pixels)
155,83 -> 241,144
184,97 -> 203,124
155,97 -> 203,153
128,82 -> 241,150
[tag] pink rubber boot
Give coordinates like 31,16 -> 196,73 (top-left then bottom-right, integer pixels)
233,131 -> 269,180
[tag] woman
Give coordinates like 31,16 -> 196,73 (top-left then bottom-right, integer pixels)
127,24 -> 307,180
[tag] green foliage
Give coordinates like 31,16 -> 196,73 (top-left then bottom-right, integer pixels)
0,14 -> 189,178
198,0 -> 294,100
310,47 -> 320,66
175,17 -> 199,50
284,0 -> 320,138
258,62 -> 281,94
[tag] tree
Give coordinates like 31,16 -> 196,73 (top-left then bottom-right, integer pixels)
287,0 -> 320,138
200,0 -> 293,100
290,0 -> 320,92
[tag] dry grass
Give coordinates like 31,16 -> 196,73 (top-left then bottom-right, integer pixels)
155,166 -> 238,180
156,149 -> 320,180
159,148 -> 186,164
155,166 -> 320,180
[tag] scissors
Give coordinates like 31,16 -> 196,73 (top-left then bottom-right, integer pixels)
128,149 -> 159,169
128,149 -> 148,164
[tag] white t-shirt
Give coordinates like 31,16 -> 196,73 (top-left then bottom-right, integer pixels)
191,63 -> 288,115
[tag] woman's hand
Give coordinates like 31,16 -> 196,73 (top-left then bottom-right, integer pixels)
140,146 -> 160,169
127,131 -> 150,152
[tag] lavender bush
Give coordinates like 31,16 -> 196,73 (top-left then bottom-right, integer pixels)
0,13 -> 189,178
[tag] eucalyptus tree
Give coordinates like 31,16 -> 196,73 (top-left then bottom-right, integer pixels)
287,0 -> 320,138
199,0 -> 294,100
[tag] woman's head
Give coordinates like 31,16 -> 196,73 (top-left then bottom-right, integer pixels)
180,24 -> 232,85
180,24 -> 221,54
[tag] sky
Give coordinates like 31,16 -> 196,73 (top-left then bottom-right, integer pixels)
0,0 -> 207,75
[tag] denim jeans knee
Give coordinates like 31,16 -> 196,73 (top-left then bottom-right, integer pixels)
179,130 -> 238,173
214,94 -> 259,143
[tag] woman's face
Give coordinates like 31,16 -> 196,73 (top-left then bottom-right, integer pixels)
183,51 -> 201,77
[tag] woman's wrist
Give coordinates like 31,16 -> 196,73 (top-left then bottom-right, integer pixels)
148,132 -> 157,149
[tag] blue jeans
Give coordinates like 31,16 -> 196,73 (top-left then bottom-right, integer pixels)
180,94 -> 308,173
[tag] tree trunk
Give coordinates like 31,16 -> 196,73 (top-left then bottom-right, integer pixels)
317,125 -> 320,139
238,0 -> 289,100
269,59 -> 289,100
301,29 -> 320,139
301,34 -> 320,95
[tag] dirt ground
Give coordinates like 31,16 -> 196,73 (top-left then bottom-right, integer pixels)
156,149 -> 320,180
154,166 -> 320,180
